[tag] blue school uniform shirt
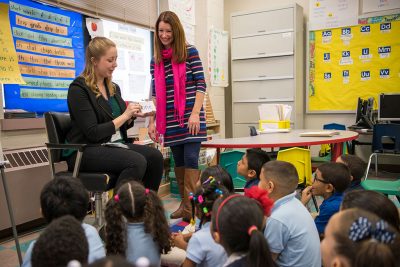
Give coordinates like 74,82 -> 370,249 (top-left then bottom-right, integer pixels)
264,192 -> 321,267
186,222 -> 227,267
244,178 -> 259,189
126,222 -> 161,267
22,223 -> 105,267
315,192 -> 343,234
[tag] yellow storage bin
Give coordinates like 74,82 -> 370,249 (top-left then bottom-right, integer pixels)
259,120 -> 290,130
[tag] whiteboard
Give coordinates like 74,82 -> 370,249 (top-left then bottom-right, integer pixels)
86,18 -> 152,102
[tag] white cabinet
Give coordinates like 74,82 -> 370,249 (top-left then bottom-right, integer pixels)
231,4 -> 304,137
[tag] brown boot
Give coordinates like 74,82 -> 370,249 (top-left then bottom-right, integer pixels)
182,168 -> 201,222
170,167 -> 185,219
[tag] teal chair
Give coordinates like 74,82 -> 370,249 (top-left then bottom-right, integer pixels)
219,150 -> 246,191
362,123 -> 400,202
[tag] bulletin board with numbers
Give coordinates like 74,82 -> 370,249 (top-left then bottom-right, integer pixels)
307,14 -> 400,113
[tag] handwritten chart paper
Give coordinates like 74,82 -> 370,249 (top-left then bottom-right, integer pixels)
3,0 -> 84,112
0,3 -> 25,84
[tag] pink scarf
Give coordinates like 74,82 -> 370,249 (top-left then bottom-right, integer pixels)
154,48 -> 186,135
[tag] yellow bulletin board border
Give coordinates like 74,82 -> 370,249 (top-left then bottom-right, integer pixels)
307,13 -> 400,113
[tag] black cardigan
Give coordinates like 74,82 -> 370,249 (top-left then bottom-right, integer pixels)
66,76 -> 134,145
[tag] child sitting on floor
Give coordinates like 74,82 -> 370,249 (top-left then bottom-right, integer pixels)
22,177 -> 105,267
259,160 -> 321,266
105,181 -> 171,266
237,148 -> 270,189
211,193 -> 275,267
301,162 -> 351,236
321,208 -> 400,267
336,154 -> 366,191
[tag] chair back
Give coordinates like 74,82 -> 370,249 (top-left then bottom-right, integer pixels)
372,123 -> 400,153
219,150 -> 246,189
277,147 -> 312,187
44,112 -> 72,163
323,123 -> 346,130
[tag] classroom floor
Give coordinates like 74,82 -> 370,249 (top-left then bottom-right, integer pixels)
1,172 -> 399,267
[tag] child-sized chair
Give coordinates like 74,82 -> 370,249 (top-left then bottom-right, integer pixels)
219,150 -> 246,191
277,147 -> 319,212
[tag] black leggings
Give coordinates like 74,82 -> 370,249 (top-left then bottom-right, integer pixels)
67,143 -> 163,191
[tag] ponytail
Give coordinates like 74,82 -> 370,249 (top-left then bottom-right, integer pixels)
144,190 -> 171,254
355,241 -> 396,267
247,227 -> 276,267
105,197 -> 126,256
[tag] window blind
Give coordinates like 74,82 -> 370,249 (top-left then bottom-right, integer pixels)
37,0 -> 158,29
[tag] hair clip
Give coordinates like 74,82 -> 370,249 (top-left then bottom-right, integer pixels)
189,192 -> 194,200
198,195 -> 204,204
215,189 -> 223,196
349,217 -> 396,244
202,176 -> 215,185
114,194 -> 120,202
145,188 -> 150,195
203,207 -> 208,214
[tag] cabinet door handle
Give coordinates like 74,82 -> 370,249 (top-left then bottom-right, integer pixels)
259,97 -> 267,99
258,30 -> 266,33
258,75 -> 266,78
257,52 -> 266,55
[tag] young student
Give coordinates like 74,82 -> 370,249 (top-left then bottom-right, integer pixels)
22,177 -> 106,267
172,181 -> 230,267
31,215 -> 89,267
105,181 -> 171,266
199,165 -> 234,193
237,148 -> 271,189
211,193 -> 276,267
321,208 -> 400,267
259,160 -> 321,267
301,162 -> 351,235
336,154 -> 366,191
341,190 -> 400,230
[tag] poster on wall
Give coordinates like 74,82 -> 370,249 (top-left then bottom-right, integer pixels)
308,14 -> 400,112
0,3 -> 25,84
208,27 -> 229,87
362,0 -> 400,13
96,18 -> 152,102
2,0 -> 84,113
169,0 -> 196,45
309,0 -> 359,30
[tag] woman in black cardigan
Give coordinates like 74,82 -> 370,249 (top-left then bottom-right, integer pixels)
65,37 -> 163,191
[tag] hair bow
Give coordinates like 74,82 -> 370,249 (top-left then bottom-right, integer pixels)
349,217 -> 396,244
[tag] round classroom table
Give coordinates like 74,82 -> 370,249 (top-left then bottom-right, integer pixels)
202,129 -> 359,162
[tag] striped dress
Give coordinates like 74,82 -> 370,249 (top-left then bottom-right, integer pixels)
150,45 -> 207,147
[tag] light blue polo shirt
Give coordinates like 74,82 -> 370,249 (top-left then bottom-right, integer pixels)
186,222 -> 227,267
126,222 -> 161,267
22,223 -> 106,267
264,192 -> 321,267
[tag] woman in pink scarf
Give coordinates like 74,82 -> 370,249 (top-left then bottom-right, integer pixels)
149,11 -> 207,221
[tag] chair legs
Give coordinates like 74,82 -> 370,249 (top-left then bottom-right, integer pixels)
94,192 -> 104,228
365,152 -> 377,180
311,195 -> 319,213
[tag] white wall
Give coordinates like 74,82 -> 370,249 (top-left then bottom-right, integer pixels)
223,0 -> 356,139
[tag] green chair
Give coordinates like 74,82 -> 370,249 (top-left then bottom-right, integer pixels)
219,150 -> 246,191
361,179 -> 400,203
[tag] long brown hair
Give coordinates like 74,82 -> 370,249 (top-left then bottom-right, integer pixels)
81,37 -> 116,97
153,11 -> 187,64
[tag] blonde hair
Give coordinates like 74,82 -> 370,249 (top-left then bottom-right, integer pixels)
154,11 -> 187,64
81,37 -> 116,97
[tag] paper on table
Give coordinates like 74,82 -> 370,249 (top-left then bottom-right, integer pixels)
299,131 -> 340,137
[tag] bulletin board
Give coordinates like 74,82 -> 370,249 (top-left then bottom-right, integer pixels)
1,0 -> 84,113
308,14 -> 400,113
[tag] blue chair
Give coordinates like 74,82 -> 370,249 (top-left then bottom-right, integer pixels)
365,123 -> 400,179
315,123 -> 347,159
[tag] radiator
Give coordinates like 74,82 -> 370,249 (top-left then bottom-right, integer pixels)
0,147 -> 66,231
